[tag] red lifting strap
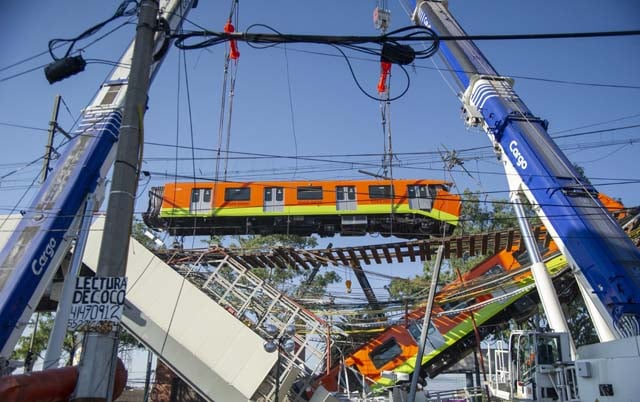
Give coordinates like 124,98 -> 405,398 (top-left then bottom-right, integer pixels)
377,61 -> 392,93
224,20 -> 240,60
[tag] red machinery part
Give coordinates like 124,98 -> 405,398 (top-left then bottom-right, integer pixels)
377,61 -> 391,93
224,21 -> 240,60
0,358 -> 127,402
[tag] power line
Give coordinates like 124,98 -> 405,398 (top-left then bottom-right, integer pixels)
276,46 -> 640,90
0,122 -> 49,133
142,121 -> 639,158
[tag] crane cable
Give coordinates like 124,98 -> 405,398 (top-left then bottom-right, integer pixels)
373,2 -> 397,237
214,0 -> 240,188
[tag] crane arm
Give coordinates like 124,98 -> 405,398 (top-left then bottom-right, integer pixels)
411,0 -> 640,339
0,0 -> 196,361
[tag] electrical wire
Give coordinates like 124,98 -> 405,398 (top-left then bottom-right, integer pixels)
174,24 -> 438,101
265,45 -> 640,91
283,43 -> 299,179
48,0 -> 138,60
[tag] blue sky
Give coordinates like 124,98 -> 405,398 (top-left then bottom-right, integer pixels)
1,0 -> 639,217
1,0 -> 639,383
1,0 -> 639,288
1,0 -> 639,274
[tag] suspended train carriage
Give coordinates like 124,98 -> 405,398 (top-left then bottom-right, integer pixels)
143,179 -> 462,238
315,246 -> 573,395
313,193 -> 631,396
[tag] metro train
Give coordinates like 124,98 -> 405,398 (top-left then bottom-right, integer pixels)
316,246 -> 571,394
143,179 -> 462,239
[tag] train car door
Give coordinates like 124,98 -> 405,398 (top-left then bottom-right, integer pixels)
336,186 -> 356,210
264,187 -> 284,212
407,185 -> 433,211
190,188 -> 212,213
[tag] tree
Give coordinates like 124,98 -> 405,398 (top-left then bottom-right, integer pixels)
11,313 -> 77,369
388,189 -> 520,299
11,312 -> 143,370
131,219 -> 164,250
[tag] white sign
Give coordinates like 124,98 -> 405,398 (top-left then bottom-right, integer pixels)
68,276 -> 127,332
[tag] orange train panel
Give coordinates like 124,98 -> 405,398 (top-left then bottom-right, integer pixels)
318,250 -> 522,391
160,179 -> 457,210
597,192 -> 627,219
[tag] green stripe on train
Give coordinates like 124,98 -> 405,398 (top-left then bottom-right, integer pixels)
158,204 -> 459,224
373,254 -> 567,389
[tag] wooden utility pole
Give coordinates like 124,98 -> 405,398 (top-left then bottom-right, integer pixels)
71,1 -> 159,400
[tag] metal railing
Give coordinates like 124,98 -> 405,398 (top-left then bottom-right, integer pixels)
168,250 -> 336,401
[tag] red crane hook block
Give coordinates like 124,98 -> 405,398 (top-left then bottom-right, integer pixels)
224,20 -> 240,60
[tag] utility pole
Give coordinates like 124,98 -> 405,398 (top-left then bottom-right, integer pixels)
24,95 -> 63,372
408,245 -> 444,402
71,1 -> 159,400
41,95 -> 61,183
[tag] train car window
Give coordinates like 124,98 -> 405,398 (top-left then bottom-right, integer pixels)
225,188 -> 251,201
369,338 -> 402,369
369,185 -> 393,199
339,366 -> 365,393
408,322 -> 437,343
441,299 -> 472,313
191,189 -> 199,202
203,189 -> 211,203
408,185 -> 428,198
297,186 -> 323,200
408,323 -> 421,343
408,185 -> 433,210
483,265 -> 504,276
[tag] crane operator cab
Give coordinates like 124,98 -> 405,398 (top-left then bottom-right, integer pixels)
488,330 -> 577,401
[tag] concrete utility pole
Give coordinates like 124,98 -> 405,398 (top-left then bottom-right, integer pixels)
71,1 -> 159,400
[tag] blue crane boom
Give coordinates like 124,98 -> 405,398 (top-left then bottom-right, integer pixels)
0,0 -> 196,361
411,0 -> 640,338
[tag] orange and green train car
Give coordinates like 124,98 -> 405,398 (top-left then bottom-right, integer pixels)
316,247 -> 570,394
313,192 -> 627,394
143,179 -> 462,238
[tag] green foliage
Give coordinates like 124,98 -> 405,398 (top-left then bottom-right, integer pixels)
11,313 -> 76,367
455,189 -> 523,235
387,276 -> 429,299
573,163 -> 592,186
207,234 -> 340,297
564,292 -> 599,346
227,234 -> 318,252
298,270 -> 342,298
12,312 -> 143,368
131,220 -> 163,250
448,253 -> 487,276
388,189 -> 521,299
454,190 -> 492,235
